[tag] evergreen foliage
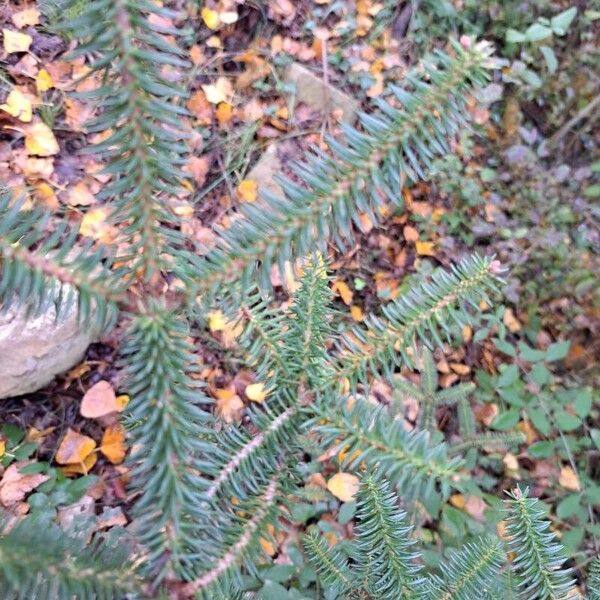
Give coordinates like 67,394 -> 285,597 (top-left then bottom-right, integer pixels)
0,3 -> 596,598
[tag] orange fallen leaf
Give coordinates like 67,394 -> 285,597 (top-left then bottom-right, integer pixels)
100,425 -> 126,464
332,280 -> 353,305
327,472 -> 359,502
3,29 -> 32,53
67,181 -> 96,206
403,225 -> 419,243
559,466 -> 580,491
0,460 -> 49,507
503,307 -> 522,333
81,380 -> 127,419
185,155 -> 210,186
215,387 -> 244,423
237,179 -> 258,203
187,90 -> 213,123
56,429 -> 96,465
350,305 -> 364,322
216,102 -> 233,127
450,493 -> 466,509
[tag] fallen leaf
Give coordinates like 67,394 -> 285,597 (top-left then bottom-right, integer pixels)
559,466 -> 580,491
0,436 -> 5,458
245,382 -> 267,403
237,179 -> 257,203
503,453 -> 519,473
25,121 -> 59,156
473,403 -> 498,426
332,280 -> 353,305
34,182 -> 59,209
450,493 -> 466,509
503,307 -> 522,333
415,240 -> 435,256
3,29 -> 32,53
201,7 -> 220,29
81,380 -> 127,418
100,425 -> 126,464
80,207 -> 115,242
464,495 -> 487,521
185,155 -> 210,186
0,460 -> 49,507
0,87 -> 33,122
208,310 -> 226,332
215,387 -> 244,423
219,10 -> 239,25
350,305 -> 364,321
66,181 -> 96,206
259,536 -> 276,556
11,8 -> 40,28
187,90 -> 213,123
56,429 -> 96,465
61,453 -> 97,477
403,225 -> 419,242
327,472 -> 359,502
216,101 -> 233,127
450,363 -> 470,375
36,69 -> 54,93
202,77 -> 233,105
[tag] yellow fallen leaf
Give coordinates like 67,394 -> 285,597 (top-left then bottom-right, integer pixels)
415,240 -> 435,256
259,536 -> 276,556
100,425 -> 126,464
61,453 -> 97,477
333,280 -> 353,305
0,437 -> 5,458
67,181 -> 95,206
0,88 -> 33,122
34,182 -> 59,209
11,7 -> 40,28
350,305 -> 364,322
559,466 -> 580,491
245,382 -> 267,403
36,69 -> 54,93
80,207 -> 109,239
56,428 -> 96,465
201,7 -> 220,29
327,472 -> 359,502
237,179 -> 257,203
208,310 -> 226,332
450,493 -> 466,509
80,380 -> 124,419
25,121 -> 59,156
3,29 -> 32,53
202,77 -> 233,104
503,452 -> 519,473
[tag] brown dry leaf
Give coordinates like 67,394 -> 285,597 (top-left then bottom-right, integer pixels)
403,225 -> 419,242
100,425 -> 126,464
215,387 -> 244,423
332,280 -> 353,306
11,8 -> 40,28
503,307 -> 522,333
56,428 -> 97,465
559,466 -> 580,491
473,403 -> 498,426
237,179 -> 257,203
25,121 -> 59,156
187,90 -> 213,123
415,240 -> 435,256
464,495 -> 487,521
81,380 -> 127,418
450,363 -> 470,376
66,181 -> 96,206
245,383 -> 267,403
366,73 -> 384,97
0,460 -> 49,507
518,420 -> 538,444
202,77 -> 233,105
3,29 -> 32,53
0,88 -> 33,122
327,472 -> 359,502
185,155 -> 210,186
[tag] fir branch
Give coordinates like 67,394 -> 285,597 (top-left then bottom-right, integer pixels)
424,537 -> 503,600
356,476 -> 424,599
313,398 -> 462,501
333,254 -> 503,387
589,557 -> 600,600
121,307 -> 211,581
450,431 -> 525,455
505,486 -> 575,600
0,517 -> 138,599
64,0 -> 189,279
192,40 -> 495,293
0,193 -> 121,329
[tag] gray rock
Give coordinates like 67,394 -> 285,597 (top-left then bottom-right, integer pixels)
0,296 -> 101,399
247,63 -> 359,199
285,62 -> 359,125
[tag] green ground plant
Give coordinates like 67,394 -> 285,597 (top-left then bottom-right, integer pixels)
0,1 -> 598,599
